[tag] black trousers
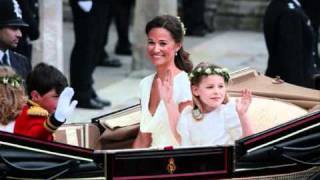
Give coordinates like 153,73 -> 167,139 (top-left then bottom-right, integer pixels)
99,0 -> 134,60
182,0 -> 205,32
69,0 -> 110,100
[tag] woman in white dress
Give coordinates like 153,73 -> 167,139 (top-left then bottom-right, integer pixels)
0,66 -> 26,133
177,63 -> 254,146
133,15 -> 193,148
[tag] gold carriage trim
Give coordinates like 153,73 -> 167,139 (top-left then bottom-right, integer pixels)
166,158 -> 176,174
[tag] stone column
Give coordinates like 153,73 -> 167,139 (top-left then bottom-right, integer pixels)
131,0 -> 177,77
32,1 -> 63,71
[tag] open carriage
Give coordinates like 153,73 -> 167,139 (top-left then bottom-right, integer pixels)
0,68 -> 319,179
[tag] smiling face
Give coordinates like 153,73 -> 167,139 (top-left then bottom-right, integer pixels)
0,26 -> 22,50
147,27 -> 181,68
192,75 -> 226,112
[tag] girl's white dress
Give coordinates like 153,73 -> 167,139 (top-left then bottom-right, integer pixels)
139,72 -> 192,148
177,101 -> 242,146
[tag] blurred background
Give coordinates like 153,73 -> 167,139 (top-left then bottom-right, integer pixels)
28,0 -> 318,122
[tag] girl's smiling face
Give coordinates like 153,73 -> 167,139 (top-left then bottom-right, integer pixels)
192,75 -> 226,112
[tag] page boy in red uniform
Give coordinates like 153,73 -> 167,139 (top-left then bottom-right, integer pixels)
14,63 -> 78,141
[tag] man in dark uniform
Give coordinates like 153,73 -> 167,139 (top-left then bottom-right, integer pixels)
0,0 -> 32,80
301,0 -> 320,67
263,0 -> 320,89
69,0 -> 111,109
16,0 -> 40,60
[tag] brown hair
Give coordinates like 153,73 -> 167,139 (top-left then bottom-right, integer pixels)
145,14 -> 193,73
0,66 -> 27,125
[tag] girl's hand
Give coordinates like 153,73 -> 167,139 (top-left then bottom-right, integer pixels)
236,89 -> 252,117
157,70 -> 173,103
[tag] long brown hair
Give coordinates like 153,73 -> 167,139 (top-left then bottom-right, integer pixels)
0,66 -> 27,125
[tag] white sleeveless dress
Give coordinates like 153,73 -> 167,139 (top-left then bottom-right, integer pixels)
177,101 -> 242,146
139,72 -> 192,148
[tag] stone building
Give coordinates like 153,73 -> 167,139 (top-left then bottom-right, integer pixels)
204,0 -> 269,31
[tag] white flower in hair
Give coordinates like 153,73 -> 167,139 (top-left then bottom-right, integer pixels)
0,75 -> 23,88
176,16 -> 186,35
205,68 -> 212,74
197,67 -> 202,72
189,73 -> 194,78
3,77 -> 8,84
215,68 -> 222,73
221,68 -> 229,73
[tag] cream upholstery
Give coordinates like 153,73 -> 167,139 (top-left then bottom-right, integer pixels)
229,97 -> 308,133
100,97 -> 307,137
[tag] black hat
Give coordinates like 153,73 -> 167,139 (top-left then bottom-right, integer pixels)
0,0 -> 29,27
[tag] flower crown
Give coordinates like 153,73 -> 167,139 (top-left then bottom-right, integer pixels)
0,75 -> 23,88
189,66 -> 230,83
176,16 -> 186,36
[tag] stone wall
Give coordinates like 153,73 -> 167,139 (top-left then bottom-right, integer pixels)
205,0 -> 269,31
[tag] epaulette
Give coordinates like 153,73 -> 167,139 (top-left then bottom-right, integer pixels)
27,101 -> 49,117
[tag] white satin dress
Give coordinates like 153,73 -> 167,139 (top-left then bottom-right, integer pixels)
139,72 -> 192,148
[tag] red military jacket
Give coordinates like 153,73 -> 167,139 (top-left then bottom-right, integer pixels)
14,100 -> 63,141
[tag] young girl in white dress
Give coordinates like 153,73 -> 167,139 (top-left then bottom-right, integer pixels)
133,15 -> 193,148
177,63 -> 254,146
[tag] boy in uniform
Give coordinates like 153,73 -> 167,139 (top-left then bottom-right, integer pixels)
14,63 -> 78,141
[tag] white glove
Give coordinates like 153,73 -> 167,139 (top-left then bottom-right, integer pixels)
54,87 -> 78,122
78,0 -> 93,13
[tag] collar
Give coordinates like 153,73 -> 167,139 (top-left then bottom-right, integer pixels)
27,99 -> 41,107
26,100 -> 49,117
